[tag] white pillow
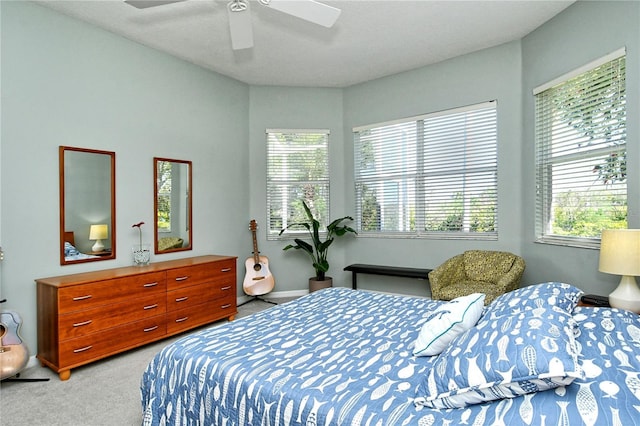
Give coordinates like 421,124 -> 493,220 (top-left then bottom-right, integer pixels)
413,293 -> 485,356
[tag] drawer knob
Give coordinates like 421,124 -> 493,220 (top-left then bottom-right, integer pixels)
221,286 -> 231,291
73,345 -> 93,353
144,325 -> 159,332
72,320 -> 93,327
175,296 -> 189,302
175,316 -> 189,323
174,276 -> 189,281
72,295 -> 92,301
143,282 -> 159,288
143,304 -> 159,310
221,304 -> 232,309
221,268 -> 232,273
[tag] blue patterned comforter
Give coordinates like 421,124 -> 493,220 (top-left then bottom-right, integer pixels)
141,287 -> 640,425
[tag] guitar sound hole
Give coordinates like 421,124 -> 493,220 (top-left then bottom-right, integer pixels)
0,324 -> 5,340
253,264 -> 262,272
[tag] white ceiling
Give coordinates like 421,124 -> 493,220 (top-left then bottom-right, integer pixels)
35,0 -> 575,88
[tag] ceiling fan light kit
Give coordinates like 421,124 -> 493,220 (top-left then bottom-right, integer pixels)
125,0 -> 341,51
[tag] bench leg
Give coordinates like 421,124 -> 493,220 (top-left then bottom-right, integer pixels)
351,273 -> 357,290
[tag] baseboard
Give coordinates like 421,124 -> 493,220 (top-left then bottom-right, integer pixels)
26,355 -> 39,369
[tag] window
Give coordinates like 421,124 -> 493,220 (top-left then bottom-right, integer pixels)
267,129 -> 330,239
353,101 -> 497,239
534,50 -> 626,248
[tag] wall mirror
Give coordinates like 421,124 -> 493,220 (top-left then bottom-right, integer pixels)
60,146 -> 116,265
154,157 -> 192,254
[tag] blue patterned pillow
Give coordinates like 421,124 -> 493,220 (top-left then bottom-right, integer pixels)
482,282 -> 583,320
413,293 -> 485,357
414,307 -> 583,409
64,241 -> 79,256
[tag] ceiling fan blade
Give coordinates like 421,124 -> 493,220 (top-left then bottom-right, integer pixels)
262,0 -> 341,28
228,1 -> 254,50
124,0 -> 187,9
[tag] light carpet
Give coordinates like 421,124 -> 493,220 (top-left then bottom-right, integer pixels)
0,297 -> 285,426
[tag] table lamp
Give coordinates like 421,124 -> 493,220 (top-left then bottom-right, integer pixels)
89,224 -> 108,252
598,229 -> 640,313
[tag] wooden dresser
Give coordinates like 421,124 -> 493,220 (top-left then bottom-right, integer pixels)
36,255 -> 237,380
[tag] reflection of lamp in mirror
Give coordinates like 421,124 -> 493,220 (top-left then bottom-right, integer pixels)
89,224 -> 108,252
598,229 -> 640,313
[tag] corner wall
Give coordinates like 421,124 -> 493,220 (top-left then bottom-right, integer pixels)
341,41 -> 525,295
1,2 -> 250,354
521,0 -> 640,293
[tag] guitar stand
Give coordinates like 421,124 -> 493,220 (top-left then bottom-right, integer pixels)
238,296 -> 278,307
2,373 -> 50,382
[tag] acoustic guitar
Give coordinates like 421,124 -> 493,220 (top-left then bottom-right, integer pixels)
0,309 -> 29,380
243,220 -> 275,296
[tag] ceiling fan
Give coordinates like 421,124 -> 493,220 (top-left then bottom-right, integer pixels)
124,0 -> 342,50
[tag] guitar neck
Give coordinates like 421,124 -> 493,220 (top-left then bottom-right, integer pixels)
252,229 -> 260,264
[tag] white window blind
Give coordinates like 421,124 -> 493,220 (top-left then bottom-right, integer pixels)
266,129 -> 330,239
535,52 -> 626,248
354,101 -> 497,238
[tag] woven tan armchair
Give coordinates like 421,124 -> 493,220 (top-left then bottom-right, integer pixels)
429,250 -> 525,304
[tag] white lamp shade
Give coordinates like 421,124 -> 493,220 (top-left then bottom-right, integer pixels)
599,229 -> 640,276
599,229 -> 640,313
89,224 -> 108,241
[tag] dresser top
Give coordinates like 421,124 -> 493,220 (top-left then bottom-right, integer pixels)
35,255 -> 237,287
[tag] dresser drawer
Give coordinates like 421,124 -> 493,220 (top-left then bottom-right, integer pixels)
59,294 -> 167,340
58,271 -> 166,314
166,296 -> 236,335
167,281 -> 234,312
59,315 -> 166,366
166,260 -> 235,291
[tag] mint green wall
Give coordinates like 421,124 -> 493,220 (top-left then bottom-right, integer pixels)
2,1 -> 639,356
521,0 -> 640,294
1,2 -> 249,353
342,41 -> 524,295
248,86 -> 349,291
339,1 -> 639,295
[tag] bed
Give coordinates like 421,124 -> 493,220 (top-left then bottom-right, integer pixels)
141,283 -> 640,425
64,231 -> 100,261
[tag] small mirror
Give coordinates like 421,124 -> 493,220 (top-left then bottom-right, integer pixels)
60,146 -> 116,265
154,157 -> 192,254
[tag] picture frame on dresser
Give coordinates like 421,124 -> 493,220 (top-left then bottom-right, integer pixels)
35,255 -> 237,380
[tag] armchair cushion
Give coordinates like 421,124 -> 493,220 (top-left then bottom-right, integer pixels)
436,280 -> 506,306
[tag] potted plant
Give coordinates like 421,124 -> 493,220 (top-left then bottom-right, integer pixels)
279,200 -> 357,292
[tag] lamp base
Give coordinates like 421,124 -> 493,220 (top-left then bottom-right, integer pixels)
92,240 -> 104,252
609,275 -> 640,313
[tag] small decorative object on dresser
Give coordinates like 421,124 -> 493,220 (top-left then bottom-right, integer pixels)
132,221 -> 151,266
35,255 -> 237,380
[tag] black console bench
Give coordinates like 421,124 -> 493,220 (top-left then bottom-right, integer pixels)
343,264 -> 432,290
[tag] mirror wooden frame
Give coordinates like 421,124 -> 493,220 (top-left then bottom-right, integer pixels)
153,157 -> 193,254
59,146 -> 116,265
